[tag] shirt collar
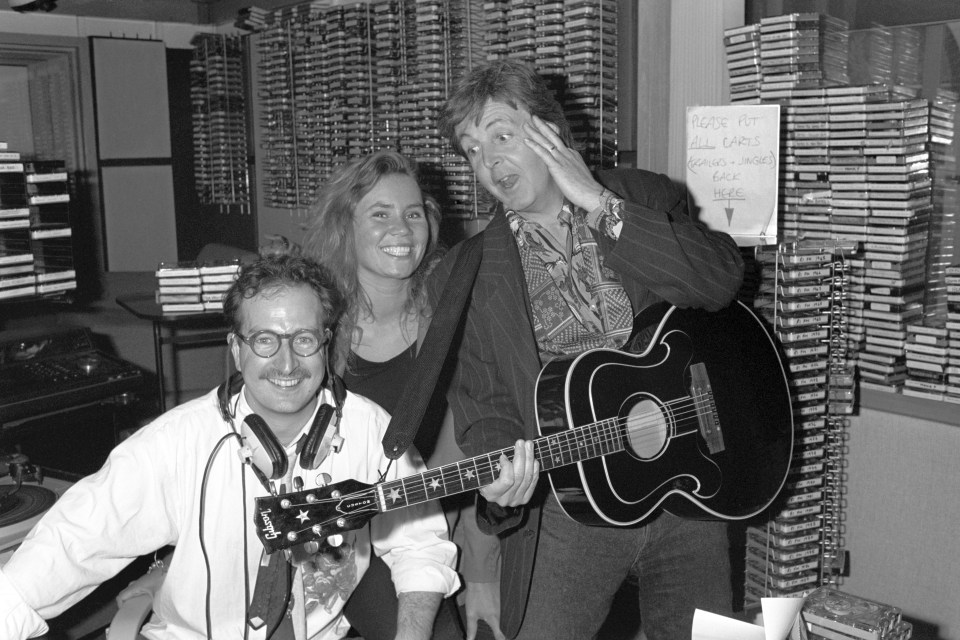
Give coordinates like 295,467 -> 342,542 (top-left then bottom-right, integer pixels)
506,201 -> 582,243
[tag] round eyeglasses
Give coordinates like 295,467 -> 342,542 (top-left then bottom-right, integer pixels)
234,328 -> 330,358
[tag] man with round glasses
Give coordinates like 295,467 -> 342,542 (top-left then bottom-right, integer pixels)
1,254 -> 459,640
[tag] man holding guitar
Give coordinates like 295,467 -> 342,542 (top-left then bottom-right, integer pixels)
430,61 -> 750,640
0,255 -> 460,640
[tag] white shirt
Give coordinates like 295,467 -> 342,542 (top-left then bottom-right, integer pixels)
0,387 -> 459,640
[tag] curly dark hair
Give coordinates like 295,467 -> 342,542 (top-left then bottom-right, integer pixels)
438,60 -> 574,156
222,254 -> 347,370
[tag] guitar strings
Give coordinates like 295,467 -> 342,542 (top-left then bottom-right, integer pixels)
273,392 -> 718,540
381,392 -> 715,507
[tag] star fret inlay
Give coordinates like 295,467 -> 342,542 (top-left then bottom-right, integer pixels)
389,487 -> 402,503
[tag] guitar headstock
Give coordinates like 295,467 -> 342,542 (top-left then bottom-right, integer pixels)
254,478 -> 378,553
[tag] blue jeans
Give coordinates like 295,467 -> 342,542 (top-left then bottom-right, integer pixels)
512,496 -> 733,640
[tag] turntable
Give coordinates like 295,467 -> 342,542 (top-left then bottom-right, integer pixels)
0,456 -> 72,560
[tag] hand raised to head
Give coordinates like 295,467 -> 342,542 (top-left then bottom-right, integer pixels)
521,114 -> 605,214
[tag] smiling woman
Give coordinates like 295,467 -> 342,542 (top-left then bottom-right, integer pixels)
300,150 -> 505,640
301,151 -> 443,376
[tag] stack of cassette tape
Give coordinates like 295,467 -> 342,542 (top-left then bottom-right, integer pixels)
156,261 -> 204,314
236,6 -> 269,31
564,0 -> 618,171
724,13 -> 849,105
921,91 -> 959,314
847,24 -> 922,93
200,260 -> 242,312
902,318 -> 950,400
724,23 -> 761,104
839,94 -> 935,393
801,586 -> 913,640
256,15 -> 298,208
757,13 -> 849,103
191,34 -> 250,208
481,0 -> 619,176
890,27 -> 923,91
745,241 -> 854,605
0,153 -> 76,301
0,147 -> 35,301
724,14 -> 960,396
250,0 -> 619,217
848,26 -> 894,86
947,265 -> 960,402
900,89 -> 958,400
25,160 -> 75,297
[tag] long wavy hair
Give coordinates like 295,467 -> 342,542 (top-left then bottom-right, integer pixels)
301,150 -> 443,373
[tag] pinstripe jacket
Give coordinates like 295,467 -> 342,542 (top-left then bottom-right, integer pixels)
427,168 -> 745,638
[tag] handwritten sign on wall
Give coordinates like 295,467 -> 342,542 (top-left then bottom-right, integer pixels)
685,104 -> 780,246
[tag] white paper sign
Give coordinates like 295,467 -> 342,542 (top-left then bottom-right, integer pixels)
692,597 -> 806,640
685,105 -> 781,246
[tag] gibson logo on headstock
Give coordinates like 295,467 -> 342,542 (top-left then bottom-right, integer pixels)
259,508 -> 279,540
343,497 -> 374,509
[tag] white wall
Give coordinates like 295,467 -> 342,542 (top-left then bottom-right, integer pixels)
843,408 -> 960,639
666,0 -> 744,182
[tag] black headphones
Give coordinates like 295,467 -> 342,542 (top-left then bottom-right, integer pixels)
217,370 -> 346,481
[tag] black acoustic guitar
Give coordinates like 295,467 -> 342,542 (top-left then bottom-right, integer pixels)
254,301 -> 794,553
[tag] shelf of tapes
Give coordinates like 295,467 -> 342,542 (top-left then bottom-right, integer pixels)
191,34 -> 251,207
745,243 -> 854,605
482,1 -> 618,172
947,265 -> 960,402
0,154 -> 76,301
398,0 -> 478,217
726,14 -> 959,399
823,92 -> 940,394
250,0 -> 618,217
724,13 -> 849,105
897,92 -> 959,401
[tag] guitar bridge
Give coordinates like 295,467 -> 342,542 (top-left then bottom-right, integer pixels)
690,363 -> 724,454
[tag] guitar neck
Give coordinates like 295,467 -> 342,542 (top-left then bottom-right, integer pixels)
379,417 -> 626,513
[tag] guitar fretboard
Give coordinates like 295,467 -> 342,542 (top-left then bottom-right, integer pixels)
378,417 -> 626,512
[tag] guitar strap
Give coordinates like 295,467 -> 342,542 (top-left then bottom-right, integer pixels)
382,232 -> 484,460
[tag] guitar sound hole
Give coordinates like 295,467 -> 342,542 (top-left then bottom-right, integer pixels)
625,398 -> 668,460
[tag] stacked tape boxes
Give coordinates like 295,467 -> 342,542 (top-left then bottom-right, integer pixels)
190,33 -> 250,208
241,0 -> 617,218
746,241 -> 854,604
944,264 -> 960,402
155,260 -> 241,314
724,13 -> 958,397
0,147 -> 76,301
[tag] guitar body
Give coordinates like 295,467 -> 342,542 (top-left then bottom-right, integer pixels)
536,300 -> 793,527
